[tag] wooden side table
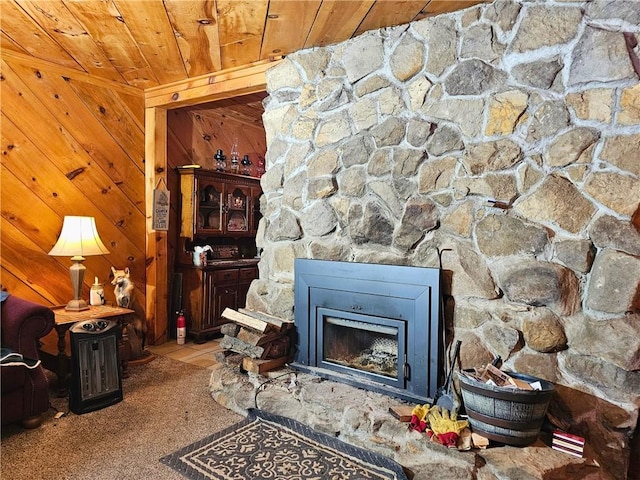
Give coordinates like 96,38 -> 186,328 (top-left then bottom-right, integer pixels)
39,304 -> 134,397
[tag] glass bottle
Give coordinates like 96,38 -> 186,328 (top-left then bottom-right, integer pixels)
214,149 -> 226,172
241,154 -> 252,176
256,156 -> 266,178
230,140 -> 239,174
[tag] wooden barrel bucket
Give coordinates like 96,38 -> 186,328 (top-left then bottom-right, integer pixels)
457,371 -> 555,447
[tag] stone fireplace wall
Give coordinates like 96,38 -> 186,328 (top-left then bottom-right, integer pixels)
245,0 -> 639,473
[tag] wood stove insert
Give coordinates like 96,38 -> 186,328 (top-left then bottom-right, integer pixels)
293,259 -> 442,404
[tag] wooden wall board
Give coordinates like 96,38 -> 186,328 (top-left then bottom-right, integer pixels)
167,105 -> 266,173
0,267 -> 52,306
0,169 -> 69,259
0,0 -> 79,69
112,1 -> 187,85
167,108 -> 199,161
164,0 -> 222,77
191,113 -> 230,166
0,49 -> 144,96
61,0 -> 159,89
305,1 -> 375,48
216,0 -> 268,70
188,111 -> 266,170
0,116 -> 145,281
0,57 -> 146,310
65,77 -> 146,175
0,30 -> 28,53
14,0 -> 126,84
188,92 -> 266,129
1,63 -> 146,244
3,61 -> 145,208
167,117 -> 196,166
355,0 -> 428,36
165,90 -> 266,172
117,90 -> 146,133
260,1 -> 322,59
422,0 -> 488,16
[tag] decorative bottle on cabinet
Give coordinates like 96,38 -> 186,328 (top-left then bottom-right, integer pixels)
214,149 -> 226,172
230,140 -> 240,174
241,154 -> 252,176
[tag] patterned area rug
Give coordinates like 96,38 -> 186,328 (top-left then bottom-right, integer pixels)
160,408 -> 408,480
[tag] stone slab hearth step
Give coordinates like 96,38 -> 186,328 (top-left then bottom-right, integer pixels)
210,361 -> 602,480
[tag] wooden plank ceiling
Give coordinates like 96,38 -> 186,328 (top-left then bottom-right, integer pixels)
1,0 -> 487,91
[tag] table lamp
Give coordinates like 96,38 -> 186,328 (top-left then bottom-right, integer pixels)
48,216 -> 110,311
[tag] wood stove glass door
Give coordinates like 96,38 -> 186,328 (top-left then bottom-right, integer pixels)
316,307 -> 406,388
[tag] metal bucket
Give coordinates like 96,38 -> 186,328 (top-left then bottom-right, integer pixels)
457,371 -> 555,447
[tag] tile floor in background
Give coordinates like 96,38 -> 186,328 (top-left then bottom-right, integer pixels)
147,337 -> 223,369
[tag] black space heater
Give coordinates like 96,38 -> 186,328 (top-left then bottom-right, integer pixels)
69,319 -> 123,414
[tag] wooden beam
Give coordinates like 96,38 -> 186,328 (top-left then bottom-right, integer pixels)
145,106 -> 169,345
144,59 -> 280,109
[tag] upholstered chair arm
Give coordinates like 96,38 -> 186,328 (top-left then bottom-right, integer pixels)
1,295 -> 55,360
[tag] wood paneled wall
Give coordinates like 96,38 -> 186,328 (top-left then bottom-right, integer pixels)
168,94 -> 266,172
1,58 -> 146,315
1,56 -> 269,345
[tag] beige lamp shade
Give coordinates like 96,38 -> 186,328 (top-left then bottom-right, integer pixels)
49,216 -> 110,258
49,216 -> 110,311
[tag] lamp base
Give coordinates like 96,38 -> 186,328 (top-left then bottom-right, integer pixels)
65,298 -> 90,312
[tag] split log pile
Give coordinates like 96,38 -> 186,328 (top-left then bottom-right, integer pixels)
219,308 -> 295,374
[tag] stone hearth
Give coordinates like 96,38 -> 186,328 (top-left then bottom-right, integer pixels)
209,359 -> 604,480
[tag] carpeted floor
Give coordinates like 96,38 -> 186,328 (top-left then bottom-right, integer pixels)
1,356 -> 242,480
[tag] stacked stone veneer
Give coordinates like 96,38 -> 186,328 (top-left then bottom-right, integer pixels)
243,0 -> 639,476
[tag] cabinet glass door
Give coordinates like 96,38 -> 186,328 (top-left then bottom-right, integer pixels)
198,181 -> 224,234
226,187 -> 250,233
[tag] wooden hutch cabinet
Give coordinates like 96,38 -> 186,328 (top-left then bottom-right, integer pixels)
178,168 -> 261,240
176,167 -> 262,343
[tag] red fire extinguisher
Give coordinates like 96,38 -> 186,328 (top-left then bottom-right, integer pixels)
176,310 -> 186,345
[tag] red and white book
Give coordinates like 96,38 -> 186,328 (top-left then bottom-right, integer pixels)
552,430 -> 585,458
552,443 -> 583,458
553,430 -> 585,446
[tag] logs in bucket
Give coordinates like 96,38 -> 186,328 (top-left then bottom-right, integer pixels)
457,371 -> 555,447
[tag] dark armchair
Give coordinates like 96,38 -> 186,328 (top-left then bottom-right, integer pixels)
1,294 -> 55,428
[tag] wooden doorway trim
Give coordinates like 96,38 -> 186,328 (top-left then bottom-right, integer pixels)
143,58 -> 280,344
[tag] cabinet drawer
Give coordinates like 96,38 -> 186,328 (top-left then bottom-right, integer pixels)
213,269 -> 239,282
239,267 -> 258,281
